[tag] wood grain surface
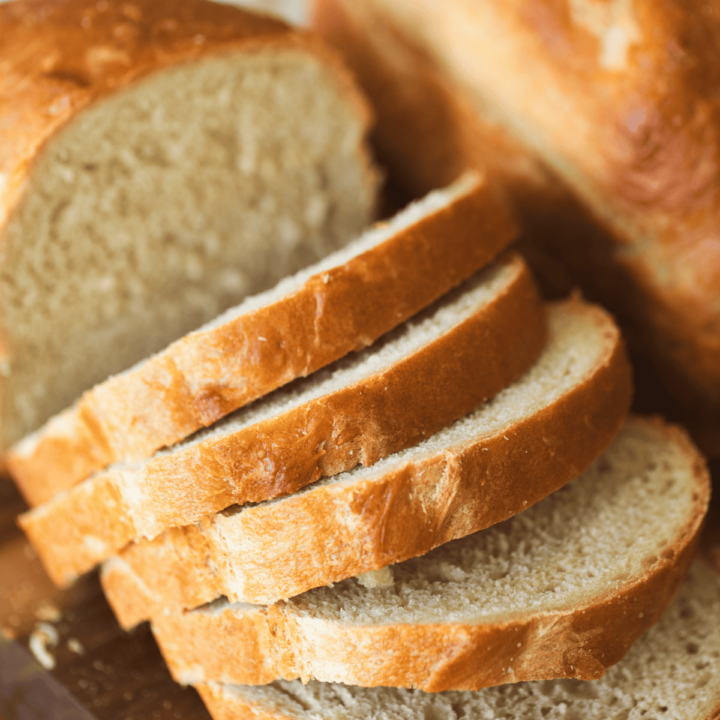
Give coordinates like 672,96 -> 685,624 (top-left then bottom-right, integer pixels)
0,478 -> 210,720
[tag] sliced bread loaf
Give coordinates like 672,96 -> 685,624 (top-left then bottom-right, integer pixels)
151,417 -> 709,692
101,296 -> 632,628
8,173 -> 517,507
20,253 -> 546,587
196,558 -> 720,719
0,0 -> 378,450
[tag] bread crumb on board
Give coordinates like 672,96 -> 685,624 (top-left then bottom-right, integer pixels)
28,622 -> 59,670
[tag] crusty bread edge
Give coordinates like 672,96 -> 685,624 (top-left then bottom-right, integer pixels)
206,298 -> 633,606
152,420 -> 709,693
9,173 -> 517,505
21,254 -> 546,587
105,296 -> 631,627
102,524 -> 220,630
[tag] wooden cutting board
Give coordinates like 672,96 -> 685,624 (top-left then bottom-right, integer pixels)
0,479 -> 210,720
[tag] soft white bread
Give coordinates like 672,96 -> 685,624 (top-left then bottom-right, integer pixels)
102,296 -> 632,628
8,173 -> 517,507
20,253 -> 546,587
196,558 -> 720,719
0,0 -> 378,450
152,417 -> 709,692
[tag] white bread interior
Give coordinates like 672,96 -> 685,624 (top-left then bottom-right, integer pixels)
200,559 -> 720,719
0,49 -> 375,446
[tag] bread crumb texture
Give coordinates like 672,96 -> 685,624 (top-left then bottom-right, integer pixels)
0,45 -> 374,446
295,419 -> 699,625
202,560 -> 720,718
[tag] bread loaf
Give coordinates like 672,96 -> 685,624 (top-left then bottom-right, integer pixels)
20,253 -> 546,587
101,296 -> 632,628
312,0 -> 720,455
0,0 -> 377,449
152,417 -> 709,692
196,558 -> 720,719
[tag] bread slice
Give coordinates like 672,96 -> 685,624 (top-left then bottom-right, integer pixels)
196,558 -> 720,719
20,253 -> 545,587
0,0 -> 379,450
150,417 -> 709,692
8,172 -> 517,507
101,296 -> 632,628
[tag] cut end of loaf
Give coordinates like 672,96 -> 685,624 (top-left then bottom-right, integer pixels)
0,44 -> 377,448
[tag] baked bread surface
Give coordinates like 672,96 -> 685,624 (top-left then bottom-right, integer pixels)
196,558 -> 720,718
312,0 -> 720,452
152,416 -> 709,692
20,253 -> 546,586
0,0 -> 377,448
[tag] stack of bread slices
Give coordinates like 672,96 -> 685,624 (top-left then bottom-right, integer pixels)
6,2 -> 716,719
12,169 -> 716,718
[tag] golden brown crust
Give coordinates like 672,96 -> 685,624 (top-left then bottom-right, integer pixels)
20,253 -> 546,587
311,0 -> 549,201
102,526 -> 221,630
101,297 -> 632,628
157,605 -> 276,687
312,0 -> 720,455
7,175 -> 518,506
151,418 -> 709,692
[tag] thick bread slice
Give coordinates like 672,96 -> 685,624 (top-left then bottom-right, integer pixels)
20,253 -> 546,587
151,417 -> 709,692
9,173 -> 517,507
196,559 -> 720,720
102,296 -> 632,628
0,0 -> 379,450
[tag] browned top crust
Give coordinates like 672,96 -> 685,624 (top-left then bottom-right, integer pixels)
100,296 -> 632,629
18,254 -> 547,587
0,0 -> 370,230
311,0 -> 720,444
